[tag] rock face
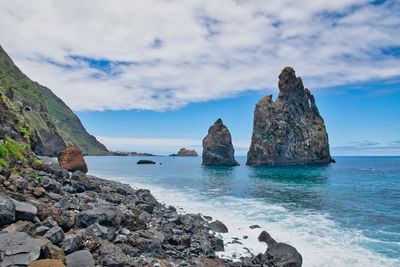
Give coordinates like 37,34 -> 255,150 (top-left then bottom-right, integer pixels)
58,147 -> 88,173
170,148 -> 198,157
247,67 -> 333,165
202,119 -> 239,166
0,232 -> 42,266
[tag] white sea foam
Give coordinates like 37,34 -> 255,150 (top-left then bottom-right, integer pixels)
115,179 -> 400,267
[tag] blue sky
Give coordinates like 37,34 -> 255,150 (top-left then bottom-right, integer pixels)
0,0 -> 399,155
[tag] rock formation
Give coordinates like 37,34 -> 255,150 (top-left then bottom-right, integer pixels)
58,147 -> 88,173
170,148 -> 198,157
202,119 -> 239,166
247,67 -> 333,165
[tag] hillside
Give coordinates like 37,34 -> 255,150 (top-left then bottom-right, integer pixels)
0,44 -> 109,156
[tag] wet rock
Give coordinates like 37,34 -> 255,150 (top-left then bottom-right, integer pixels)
0,232 -> 41,266
250,224 -> 261,229
57,147 -> 88,173
0,194 -> 16,226
247,67 -> 333,165
65,250 -> 95,267
212,238 -> 225,252
12,198 -> 37,221
209,220 -> 228,233
258,230 -> 276,246
137,159 -> 156,164
28,259 -> 65,267
60,234 -> 81,255
202,118 -> 239,166
266,242 -> 302,267
44,226 -> 65,244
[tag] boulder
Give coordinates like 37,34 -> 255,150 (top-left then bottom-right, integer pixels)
265,242 -> 302,267
75,207 -> 122,228
70,171 -> 93,190
0,232 -> 41,266
258,230 -> 276,246
44,226 -> 65,244
40,176 -> 62,193
170,148 -> 198,156
209,220 -> 228,233
2,220 -> 36,234
28,259 -> 65,267
57,147 -> 88,173
65,250 -> 95,267
247,67 -> 334,165
137,159 -> 156,164
60,234 -> 81,255
0,194 -> 16,226
202,119 -> 239,166
12,199 -> 37,222
97,239 -> 138,266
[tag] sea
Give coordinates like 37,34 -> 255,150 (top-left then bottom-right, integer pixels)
85,156 -> 400,267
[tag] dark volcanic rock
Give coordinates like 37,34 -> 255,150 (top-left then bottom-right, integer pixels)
12,199 -> 37,222
258,230 -> 276,246
170,148 -> 198,156
137,159 -> 156,164
44,226 -> 65,244
0,194 -> 16,226
266,242 -> 303,267
65,250 -> 95,267
209,220 -> 229,233
247,67 -> 334,165
60,234 -> 81,255
202,119 -> 239,166
58,147 -> 88,173
0,232 -> 41,266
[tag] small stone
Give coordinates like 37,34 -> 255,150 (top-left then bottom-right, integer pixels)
44,226 -> 65,244
41,243 -> 66,264
137,160 -> 156,164
250,224 -> 261,229
65,250 -> 95,267
60,234 -> 81,255
12,199 -> 37,222
33,187 -> 46,197
0,194 -> 16,226
34,225 -> 50,236
28,259 -> 65,267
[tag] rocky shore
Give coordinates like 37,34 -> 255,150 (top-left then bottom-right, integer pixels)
0,156 -> 302,266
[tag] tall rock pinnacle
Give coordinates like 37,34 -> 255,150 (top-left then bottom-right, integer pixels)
246,67 -> 333,165
202,119 -> 239,166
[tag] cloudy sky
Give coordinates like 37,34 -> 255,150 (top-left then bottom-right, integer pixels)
0,0 -> 399,155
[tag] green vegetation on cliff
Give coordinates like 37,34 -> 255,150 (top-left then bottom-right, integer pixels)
0,44 -> 109,156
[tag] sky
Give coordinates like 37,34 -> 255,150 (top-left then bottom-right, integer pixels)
0,0 -> 399,155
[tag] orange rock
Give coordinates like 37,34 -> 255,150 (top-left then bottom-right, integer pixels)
28,259 -> 65,267
57,147 -> 88,173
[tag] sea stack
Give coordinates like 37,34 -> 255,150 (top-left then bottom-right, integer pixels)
202,119 -> 239,166
170,148 -> 198,157
247,67 -> 333,165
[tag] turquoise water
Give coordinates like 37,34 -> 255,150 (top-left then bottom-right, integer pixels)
86,156 -> 400,267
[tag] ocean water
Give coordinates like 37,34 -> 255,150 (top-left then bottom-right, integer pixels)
85,156 -> 400,267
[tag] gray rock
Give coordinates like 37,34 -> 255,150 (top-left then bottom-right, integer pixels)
70,180 -> 85,193
71,171 -> 94,190
247,67 -> 333,165
40,176 -> 62,193
128,229 -> 165,254
33,225 -> 50,236
60,234 -> 81,255
84,223 -> 115,241
0,232 -> 41,266
137,203 -> 154,214
12,199 -> 37,222
44,226 -> 65,244
43,217 -> 59,228
75,207 -> 122,227
97,239 -> 137,266
202,118 -> 239,166
250,224 -> 261,229
0,194 -> 16,226
65,250 -> 95,267
209,220 -> 228,233
15,178 -> 27,190
258,230 -> 276,246
114,234 -> 128,243
266,242 -> 302,267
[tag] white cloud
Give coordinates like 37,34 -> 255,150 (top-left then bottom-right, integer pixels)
0,0 -> 399,111
97,136 -> 250,155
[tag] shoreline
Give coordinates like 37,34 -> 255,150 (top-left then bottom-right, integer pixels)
0,156 -> 302,266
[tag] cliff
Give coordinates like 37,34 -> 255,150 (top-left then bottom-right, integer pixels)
247,67 -> 333,165
0,45 -> 109,156
202,119 -> 239,166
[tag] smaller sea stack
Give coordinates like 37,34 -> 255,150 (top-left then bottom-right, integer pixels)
202,119 -> 239,166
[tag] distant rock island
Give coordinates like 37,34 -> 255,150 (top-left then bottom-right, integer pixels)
247,67 -> 334,165
170,148 -> 198,157
202,119 -> 239,166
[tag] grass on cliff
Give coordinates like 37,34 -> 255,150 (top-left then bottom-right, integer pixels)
0,137 -> 30,167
